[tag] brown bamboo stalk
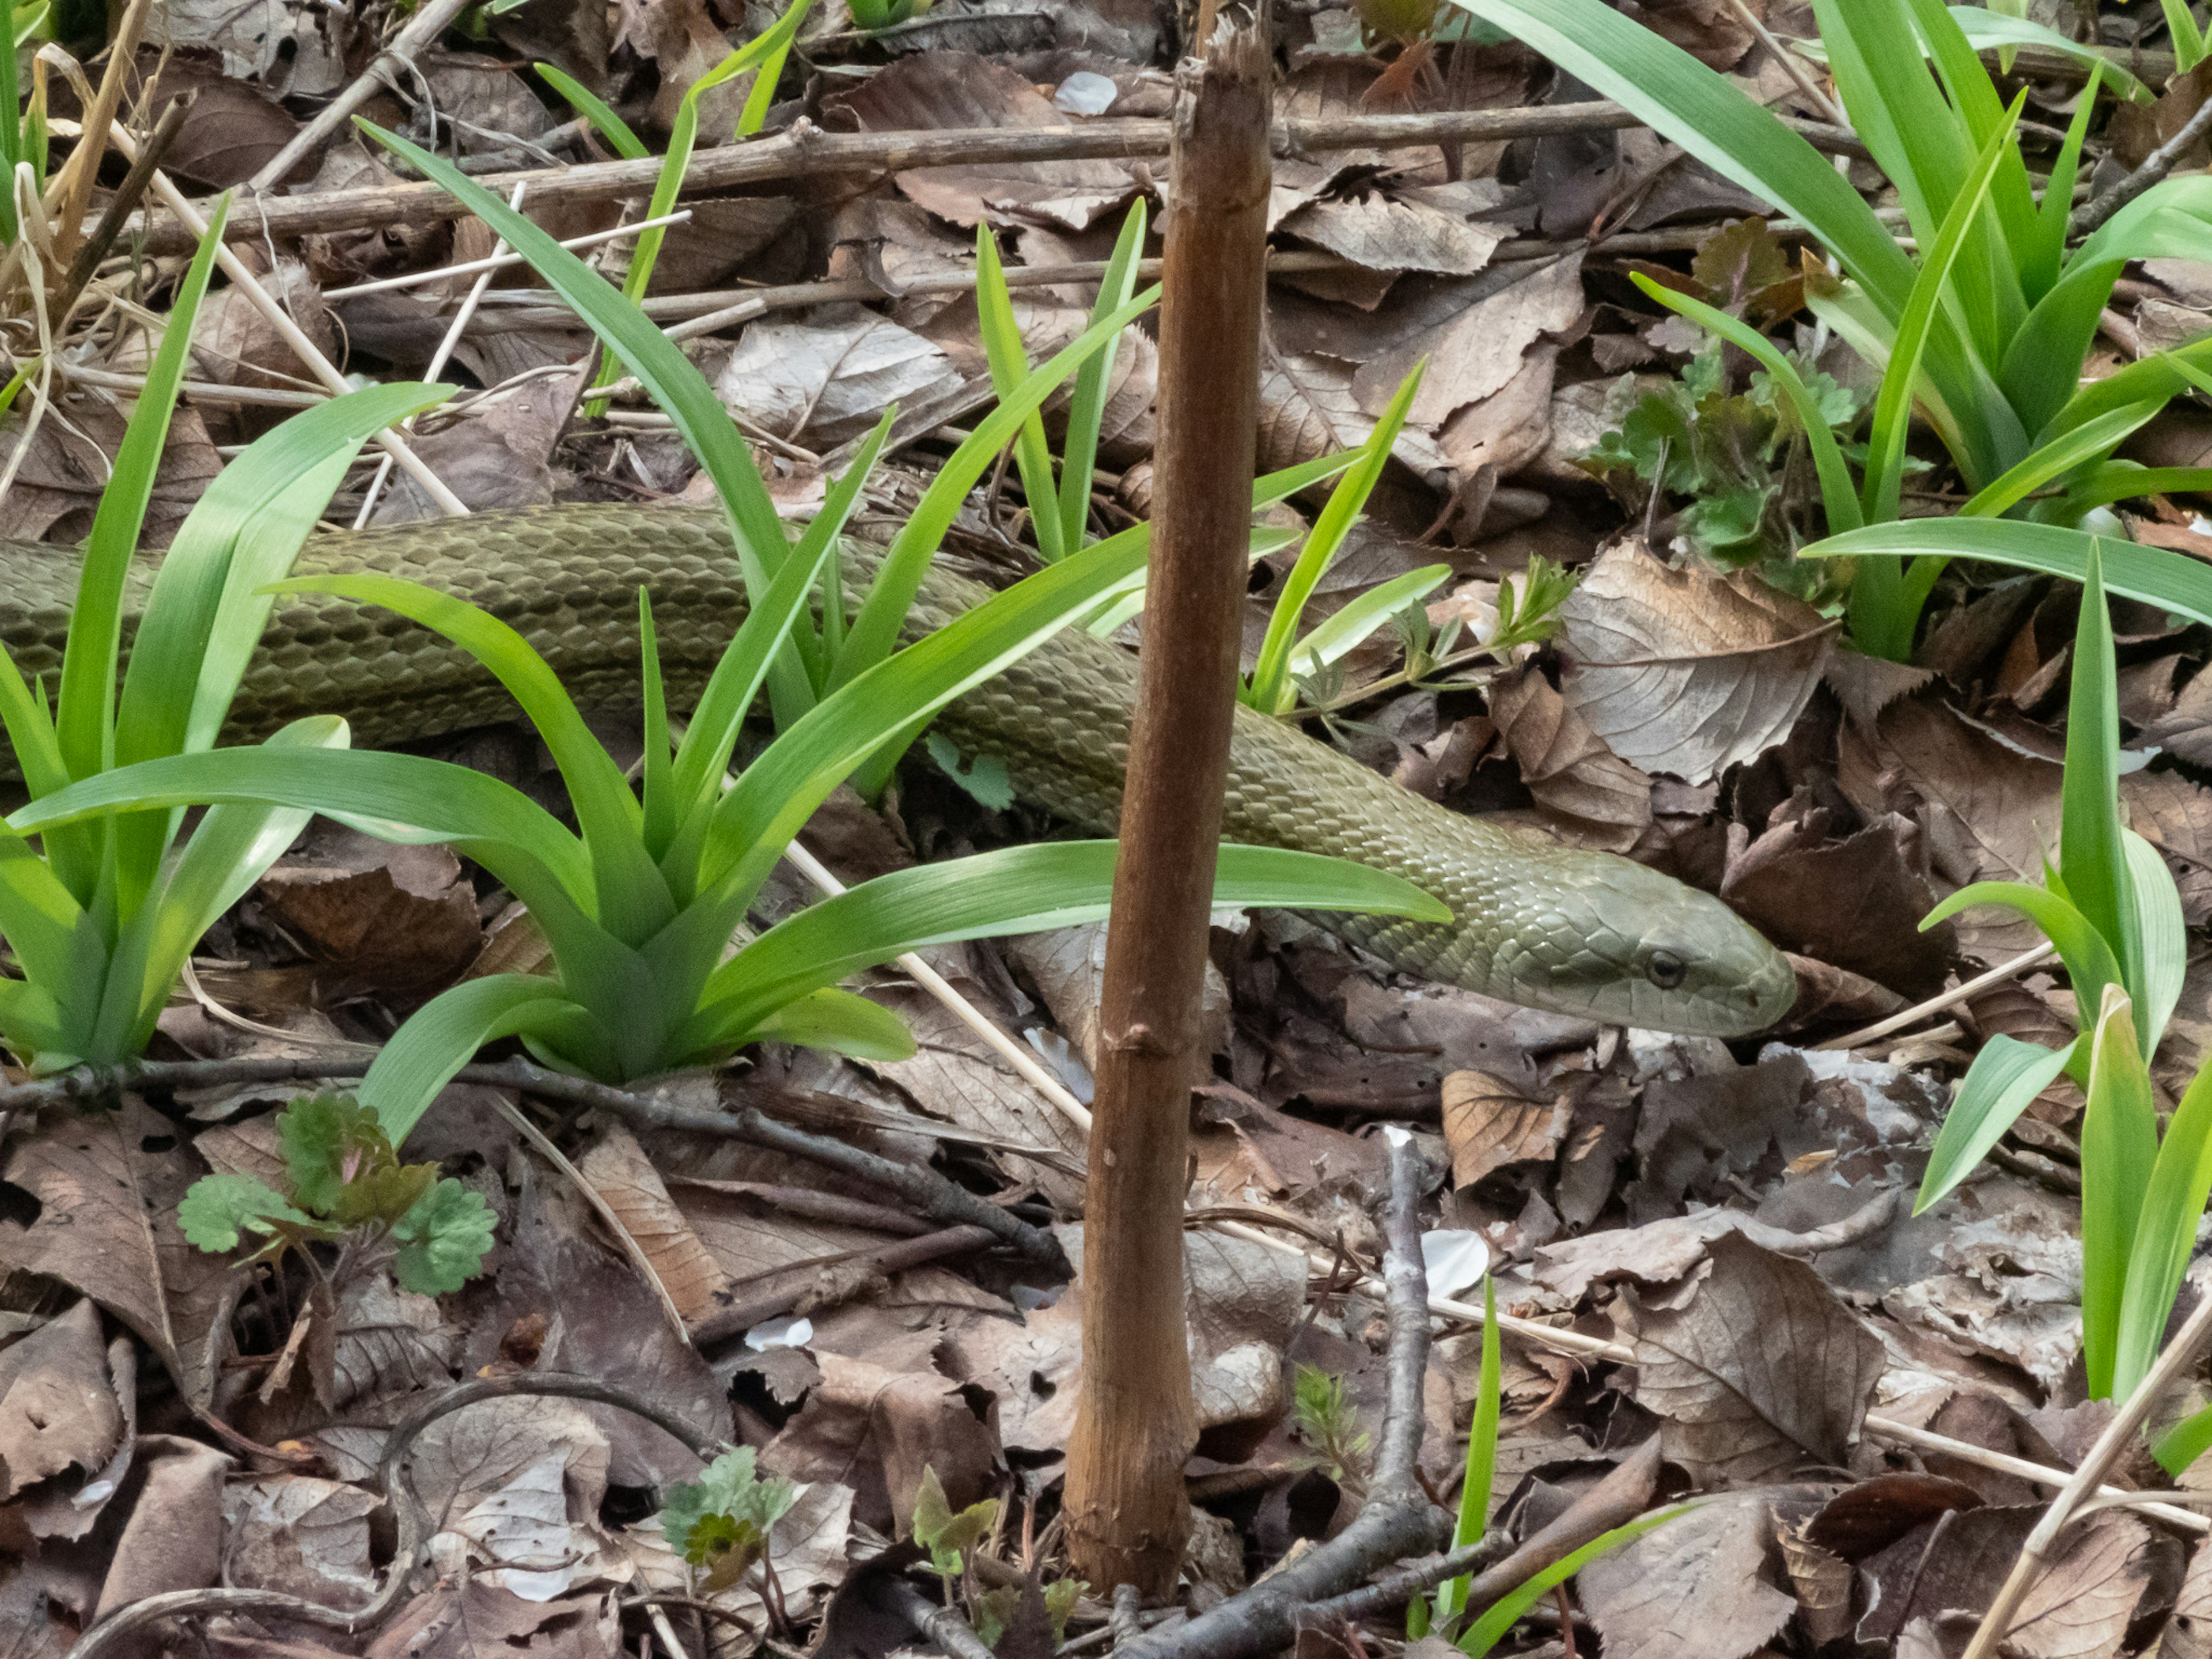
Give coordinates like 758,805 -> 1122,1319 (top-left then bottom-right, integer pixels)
1060,2 -> 1274,1602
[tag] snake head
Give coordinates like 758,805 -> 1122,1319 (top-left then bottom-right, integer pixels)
1501,855 -> 1797,1037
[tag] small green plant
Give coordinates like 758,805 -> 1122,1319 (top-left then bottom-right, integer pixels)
1290,1363 -> 1373,1492
1459,0 -> 2212,660
536,1 -> 816,415
0,199 -> 449,1071
1406,1281 -> 1680,1654
912,1464 -> 999,1581
976,202 -> 1150,569
1580,338 -> 1868,593
973,1576 -> 1083,1653
1903,543 -> 2212,1427
660,1446 -> 798,1591
177,1093 -> 495,1296
846,0 -> 929,32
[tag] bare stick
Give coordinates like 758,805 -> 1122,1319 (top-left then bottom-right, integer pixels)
135,103 -> 1863,253
1061,5 -> 1273,1599
2076,90 -> 2212,236
246,0 -> 480,191
1122,1131 -> 1446,1659
59,93 -> 189,315
43,0 -> 152,266
103,124 -> 469,517
1816,943 -> 2059,1052
688,1224 -> 998,1346
1964,1293 -> 2212,1658
323,209 -> 694,300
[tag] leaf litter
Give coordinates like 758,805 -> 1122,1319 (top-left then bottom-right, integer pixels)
14,0 -> 2212,1654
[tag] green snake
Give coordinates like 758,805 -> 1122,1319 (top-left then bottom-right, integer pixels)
0,505 -> 1797,1036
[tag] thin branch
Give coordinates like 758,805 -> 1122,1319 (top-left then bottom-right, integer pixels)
133,104 -> 1863,253
59,93 -> 190,316
245,0 -> 480,191
689,1224 -> 998,1346
1818,944 -> 2061,1052
2075,92 -> 2212,236
1122,1130 -> 1446,1659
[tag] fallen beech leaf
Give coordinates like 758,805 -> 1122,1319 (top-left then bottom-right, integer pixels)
1858,1505 -> 2149,1658
1353,252 -> 1586,426
1576,1490 -> 1796,1659
577,1126 -> 730,1327
1721,812 -> 1953,998
0,1102 -> 231,1408
366,1583 -> 620,1659
1619,1233 -> 1884,1485
836,53 -> 1137,230
1486,665 -> 1652,852
1255,350 -> 1452,478
1280,192 -> 1508,275
1440,1070 -> 1570,1185
0,1301 -> 123,1499
224,1476 -> 381,1608
1558,538 -> 1835,785
764,1352 -> 1003,1535
719,306 -> 959,448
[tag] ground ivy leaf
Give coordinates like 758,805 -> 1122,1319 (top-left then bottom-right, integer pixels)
177,1172 -> 311,1252
390,1178 -> 495,1295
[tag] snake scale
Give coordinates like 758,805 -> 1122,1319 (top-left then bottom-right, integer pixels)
0,504 -> 1796,1036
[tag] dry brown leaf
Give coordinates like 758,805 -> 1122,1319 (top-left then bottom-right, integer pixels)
149,0 -> 348,93
1440,1071 -> 1570,1186
1577,1491 -> 1796,1659
254,831 -> 484,1006
1859,1505 -> 2149,1658
575,1124 -> 730,1326
763,1351 -> 1003,1535
719,305 -> 958,448
87,1434 -> 232,1628
0,1301 -> 122,1501
1485,665 -> 1652,852
1557,538 -> 1835,785
0,1103 -> 231,1408
367,368 -> 584,522
836,54 -> 1137,230
131,49 -> 306,187
191,262 -> 336,397
1279,192 -> 1508,276
1254,349 -> 1451,478
368,1584 -> 621,1659
2165,1533 -> 2212,1657
1720,812 -> 1952,999
0,399 -> 222,548
223,1476 -> 381,1609
1619,1233 -> 1885,1485
1352,252 -> 1585,426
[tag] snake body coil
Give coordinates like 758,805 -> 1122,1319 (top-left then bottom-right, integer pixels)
0,505 -> 1796,1036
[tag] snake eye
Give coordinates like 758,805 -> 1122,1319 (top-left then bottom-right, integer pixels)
1646,950 -> 1688,991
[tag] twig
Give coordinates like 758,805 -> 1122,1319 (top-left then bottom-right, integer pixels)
130,104 -> 1862,253
1725,0 -> 1846,124
58,93 -> 190,316
1964,1293 -> 2212,1658
878,1579 -> 996,1659
60,1374 -> 721,1659
1123,1130 -> 1447,1659
2075,92 -> 2212,236
0,1052 -> 1063,1262
101,124 -> 469,517
245,0 -> 480,191
688,1223 -> 998,1346
322,209 -> 694,300
43,0 -> 153,267
1290,1531 -> 1516,1628
1816,944 -> 2059,1051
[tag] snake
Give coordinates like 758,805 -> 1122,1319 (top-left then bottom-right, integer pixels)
0,503 -> 1797,1037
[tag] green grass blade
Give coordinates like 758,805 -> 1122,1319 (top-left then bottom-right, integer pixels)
2116,1048 -> 2212,1398
1802,518 -> 2212,628
1458,1508 -> 1690,1657
264,572 -> 672,941
1915,1032 -> 2079,1212
1904,0 -> 2035,297
1249,366 -> 1423,714
1449,0 -> 1915,317
54,196 -> 228,790
2165,0 -> 2209,69
362,976 -> 609,1145
1859,94 -> 2023,527
789,408 -> 892,681
2059,542 -> 2138,1001
2065,464 -> 2212,514
358,126 -> 806,706
2025,59 -> 2104,300
0,652 -> 65,800
1945,9 -> 2151,100
832,283 -> 1161,689
1630,275 -> 1862,531
1059,200 -> 1148,557
747,986 -> 916,1061
2081,987 -> 2160,1397
97,715 -> 347,1060
2125,828 -> 2187,1058
1435,1277 -> 1502,1626
1922,878 -> 2124,1012
1817,0 -> 1973,253
639,591 -> 676,856
0,830 -> 90,996
974,225 -> 1067,566
2157,1404 -> 2212,1476
532,65 -> 649,158
10,747 -> 594,911
1956,401 -> 2163,518
691,841 -> 1448,1055
1289,566 -> 1452,685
